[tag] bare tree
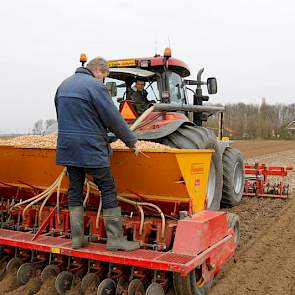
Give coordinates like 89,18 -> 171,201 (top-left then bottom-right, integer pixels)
32,120 -> 43,135
205,101 -> 295,139
45,119 -> 57,130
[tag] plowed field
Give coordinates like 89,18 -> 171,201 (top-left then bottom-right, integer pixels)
211,140 -> 295,295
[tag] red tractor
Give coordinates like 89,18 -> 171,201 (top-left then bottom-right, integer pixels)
105,48 -> 245,210
0,50 -> 242,295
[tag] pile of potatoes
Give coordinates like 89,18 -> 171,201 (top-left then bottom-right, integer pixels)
0,135 -> 172,150
0,135 -> 57,149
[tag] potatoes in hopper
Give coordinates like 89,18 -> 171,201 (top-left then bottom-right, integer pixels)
0,135 -> 172,151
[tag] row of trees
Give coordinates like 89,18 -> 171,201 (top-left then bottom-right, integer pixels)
206,100 -> 295,139
31,101 -> 295,139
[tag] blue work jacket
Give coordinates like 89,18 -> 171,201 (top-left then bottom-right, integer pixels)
55,67 -> 137,168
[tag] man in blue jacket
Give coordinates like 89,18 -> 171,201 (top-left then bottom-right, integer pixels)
55,57 -> 139,251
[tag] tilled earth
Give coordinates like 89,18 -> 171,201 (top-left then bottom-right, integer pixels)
211,196 -> 295,295
211,140 -> 295,295
0,140 -> 294,294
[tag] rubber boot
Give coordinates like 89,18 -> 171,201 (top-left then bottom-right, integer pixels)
103,207 -> 140,251
69,206 -> 88,249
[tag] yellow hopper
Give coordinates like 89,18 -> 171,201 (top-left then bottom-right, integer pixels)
0,146 -> 212,213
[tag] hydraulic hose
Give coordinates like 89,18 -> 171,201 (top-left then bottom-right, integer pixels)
12,168 -> 67,220
83,180 -> 91,207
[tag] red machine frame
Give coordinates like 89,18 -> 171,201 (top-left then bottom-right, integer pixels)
0,210 -> 234,277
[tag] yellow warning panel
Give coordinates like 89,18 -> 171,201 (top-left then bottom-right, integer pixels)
51,247 -> 61,254
108,59 -> 137,68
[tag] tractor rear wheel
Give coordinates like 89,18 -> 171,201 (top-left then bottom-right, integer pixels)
160,125 -> 223,210
221,147 -> 244,207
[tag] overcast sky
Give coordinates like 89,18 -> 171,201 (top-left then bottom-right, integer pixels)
0,0 -> 294,133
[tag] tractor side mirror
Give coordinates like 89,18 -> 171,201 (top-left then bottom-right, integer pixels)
207,77 -> 217,94
106,82 -> 117,97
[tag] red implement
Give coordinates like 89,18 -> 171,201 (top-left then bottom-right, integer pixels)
0,210 -> 234,277
243,163 -> 293,199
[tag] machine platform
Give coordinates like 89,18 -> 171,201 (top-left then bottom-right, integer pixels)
0,228 -> 232,276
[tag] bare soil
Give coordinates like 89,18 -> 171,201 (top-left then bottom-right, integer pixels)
211,140 -> 295,295
0,140 -> 294,294
35,277 -> 58,295
5,277 -> 41,295
211,195 -> 295,295
0,271 -> 19,293
232,139 -> 295,159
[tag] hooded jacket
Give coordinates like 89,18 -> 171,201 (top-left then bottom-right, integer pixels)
55,67 -> 137,168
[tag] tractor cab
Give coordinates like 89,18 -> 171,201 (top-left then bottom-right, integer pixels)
105,48 -> 218,126
105,59 -> 188,117
106,67 -> 159,120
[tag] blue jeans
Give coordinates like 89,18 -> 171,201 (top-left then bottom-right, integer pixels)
66,166 -> 118,209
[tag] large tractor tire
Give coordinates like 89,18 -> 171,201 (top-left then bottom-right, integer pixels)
160,125 -> 223,210
221,147 -> 244,207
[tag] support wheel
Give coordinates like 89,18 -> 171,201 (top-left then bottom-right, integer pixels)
55,271 -> 73,295
97,278 -> 116,295
128,279 -> 145,295
145,282 -> 164,295
81,273 -> 100,293
173,269 -> 213,295
227,213 -> 240,249
17,262 -> 35,285
221,147 -> 244,207
6,257 -> 22,273
41,264 -> 60,282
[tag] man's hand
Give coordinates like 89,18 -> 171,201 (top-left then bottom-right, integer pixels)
130,141 -> 140,156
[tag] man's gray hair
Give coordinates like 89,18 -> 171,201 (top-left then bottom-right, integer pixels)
86,57 -> 109,73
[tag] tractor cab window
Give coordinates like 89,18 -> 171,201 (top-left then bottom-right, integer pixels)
168,72 -> 186,104
105,78 -> 125,107
105,77 -> 160,108
137,80 -> 160,102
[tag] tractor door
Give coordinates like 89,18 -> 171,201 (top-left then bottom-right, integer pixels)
160,71 -> 188,105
